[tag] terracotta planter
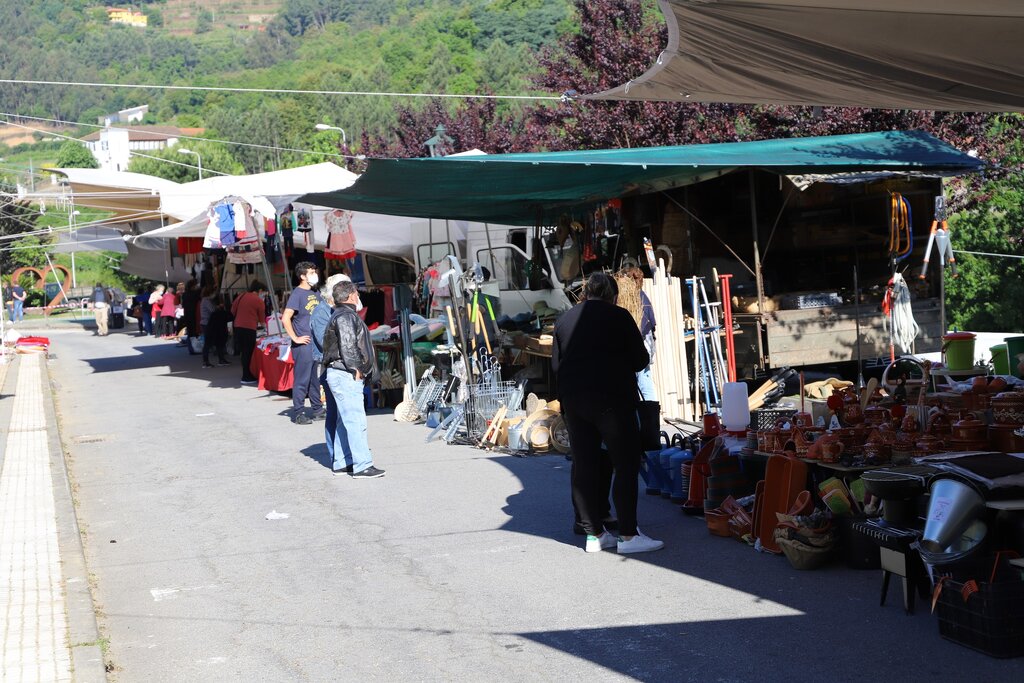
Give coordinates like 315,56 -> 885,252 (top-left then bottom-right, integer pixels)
992,392 -> 1024,425
946,436 -> 991,452
928,411 -> 953,437
915,434 -> 944,456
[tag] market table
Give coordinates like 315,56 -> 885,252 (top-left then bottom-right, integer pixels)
251,342 -> 294,392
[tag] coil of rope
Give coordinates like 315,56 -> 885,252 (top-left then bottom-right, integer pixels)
889,193 -> 913,262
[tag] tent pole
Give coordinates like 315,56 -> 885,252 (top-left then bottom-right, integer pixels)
749,172 -> 767,371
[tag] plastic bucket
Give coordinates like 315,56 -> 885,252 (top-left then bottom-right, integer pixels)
990,344 -> 1010,375
1005,335 -> 1024,378
942,332 -> 977,371
921,478 -> 986,553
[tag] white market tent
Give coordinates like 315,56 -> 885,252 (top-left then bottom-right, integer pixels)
158,162 -> 358,221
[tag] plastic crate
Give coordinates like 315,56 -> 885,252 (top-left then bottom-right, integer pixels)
934,557 -> 1024,658
751,407 -> 797,431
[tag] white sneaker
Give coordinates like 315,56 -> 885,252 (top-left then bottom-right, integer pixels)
585,532 -> 618,553
617,533 -> 665,554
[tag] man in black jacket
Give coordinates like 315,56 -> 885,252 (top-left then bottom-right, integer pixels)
552,273 -> 664,554
321,281 -> 385,479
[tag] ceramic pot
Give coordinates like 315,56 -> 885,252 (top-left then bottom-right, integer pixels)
928,411 -> 953,437
793,411 -> 814,428
915,434 -> 944,456
864,405 -> 890,426
988,377 -> 1008,393
951,416 -> 987,441
991,391 -> 1024,425
946,436 -> 990,452
862,442 -> 891,462
989,423 -> 1024,452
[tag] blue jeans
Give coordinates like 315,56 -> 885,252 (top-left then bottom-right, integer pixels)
323,368 -> 374,473
637,365 -> 656,401
13,300 -> 24,322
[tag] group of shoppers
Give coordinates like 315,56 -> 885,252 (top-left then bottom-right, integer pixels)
283,261 -> 384,479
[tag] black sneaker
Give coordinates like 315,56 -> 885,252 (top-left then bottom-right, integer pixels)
351,466 -> 385,479
311,408 -> 328,421
332,465 -> 354,475
292,412 -> 312,425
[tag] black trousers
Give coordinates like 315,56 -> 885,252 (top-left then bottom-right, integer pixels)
562,396 -> 641,537
236,328 -> 257,381
291,342 -> 323,413
572,449 -> 614,530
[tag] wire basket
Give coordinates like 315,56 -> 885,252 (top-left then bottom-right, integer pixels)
465,380 -> 518,438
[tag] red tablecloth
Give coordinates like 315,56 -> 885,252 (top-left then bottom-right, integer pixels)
252,345 -> 294,391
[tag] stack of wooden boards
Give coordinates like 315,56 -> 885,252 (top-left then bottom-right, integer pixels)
642,260 -> 695,422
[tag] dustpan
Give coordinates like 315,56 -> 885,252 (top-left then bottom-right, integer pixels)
756,453 -> 809,554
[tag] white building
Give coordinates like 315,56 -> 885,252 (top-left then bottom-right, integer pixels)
97,105 -> 150,127
83,126 -> 188,172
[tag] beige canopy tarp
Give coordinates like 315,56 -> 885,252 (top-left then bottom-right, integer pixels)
587,1 -> 1024,111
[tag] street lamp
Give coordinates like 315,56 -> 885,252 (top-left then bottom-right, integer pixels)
70,210 -> 80,289
314,123 -> 347,144
424,124 -> 454,157
178,148 -> 203,180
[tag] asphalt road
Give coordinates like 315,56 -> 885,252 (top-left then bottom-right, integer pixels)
42,323 -> 1019,682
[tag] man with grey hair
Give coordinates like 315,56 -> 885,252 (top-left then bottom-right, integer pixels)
321,280 -> 384,478
312,273 -> 353,451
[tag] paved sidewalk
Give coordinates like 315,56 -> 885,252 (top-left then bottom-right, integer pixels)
0,354 -> 72,682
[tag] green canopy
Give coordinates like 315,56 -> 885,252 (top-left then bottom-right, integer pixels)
301,131 -> 982,225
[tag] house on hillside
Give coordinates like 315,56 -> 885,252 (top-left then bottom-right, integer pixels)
97,105 -> 150,127
107,8 -> 148,28
83,126 -> 204,172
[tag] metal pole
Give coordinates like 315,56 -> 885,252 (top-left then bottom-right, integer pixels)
483,222 -> 497,279
854,265 -> 865,389
43,252 -> 70,319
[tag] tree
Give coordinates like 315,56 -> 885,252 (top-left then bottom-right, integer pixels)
0,182 -> 49,276
126,142 -> 244,182
195,9 -> 213,34
54,140 -> 99,169
946,123 -> 1024,332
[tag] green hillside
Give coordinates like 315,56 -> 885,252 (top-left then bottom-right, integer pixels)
0,0 -> 572,172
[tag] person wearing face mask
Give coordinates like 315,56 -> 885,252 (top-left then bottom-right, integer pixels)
283,262 -> 326,425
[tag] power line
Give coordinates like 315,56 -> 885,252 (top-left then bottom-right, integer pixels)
0,78 -> 562,102
954,249 -> 1024,260
1,112 -> 362,162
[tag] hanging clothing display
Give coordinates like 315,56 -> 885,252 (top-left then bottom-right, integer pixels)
324,209 -> 357,261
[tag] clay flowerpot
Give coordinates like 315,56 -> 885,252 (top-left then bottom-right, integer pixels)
992,392 -> 1024,425
972,376 -> 990,393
